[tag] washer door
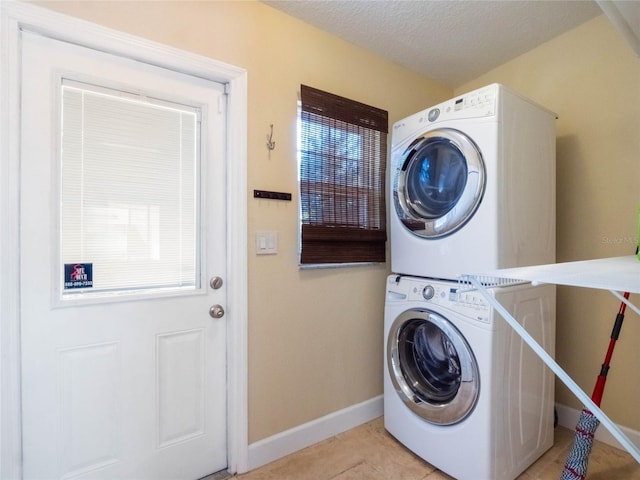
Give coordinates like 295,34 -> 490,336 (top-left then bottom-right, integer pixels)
387,308 -> 479,425
394,128 -> 485,238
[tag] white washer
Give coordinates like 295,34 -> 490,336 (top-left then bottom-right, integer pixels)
384,275 -> 555,480
390,83 -> 556,281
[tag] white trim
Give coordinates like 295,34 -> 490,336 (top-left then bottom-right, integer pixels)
245,399 -> 638,474
0,2 -> 248,477
247,395 -> 383,472
225,69 -> 249,475
0,4 -> 24,479
244,400 -> 640,474
555,403 -> 640,451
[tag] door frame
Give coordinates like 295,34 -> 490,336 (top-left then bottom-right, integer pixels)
0,3 -> 249,477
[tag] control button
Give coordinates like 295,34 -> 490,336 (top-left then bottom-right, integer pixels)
427,108 -> 440,122
422,285 -> 435,300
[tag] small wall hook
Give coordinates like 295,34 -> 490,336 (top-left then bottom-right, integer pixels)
266,124 -> 276,151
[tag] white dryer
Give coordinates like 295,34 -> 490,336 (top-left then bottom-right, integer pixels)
390,83 -> 556,281
384,275 -> 555,480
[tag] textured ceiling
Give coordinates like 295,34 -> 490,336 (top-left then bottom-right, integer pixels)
263,0 -> 604,88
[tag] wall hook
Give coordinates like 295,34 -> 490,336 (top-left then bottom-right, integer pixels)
266,124 -> 276,151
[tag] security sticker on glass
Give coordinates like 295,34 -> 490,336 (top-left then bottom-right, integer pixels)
64,263 -> 93,289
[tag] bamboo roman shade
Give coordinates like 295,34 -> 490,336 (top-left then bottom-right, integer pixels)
299,85 -> 388,264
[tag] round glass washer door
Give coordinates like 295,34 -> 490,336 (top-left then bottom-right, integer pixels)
387,308 -> 479,425
394,128 -> 485,238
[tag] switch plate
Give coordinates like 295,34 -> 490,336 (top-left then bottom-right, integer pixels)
256,231 -> 278,255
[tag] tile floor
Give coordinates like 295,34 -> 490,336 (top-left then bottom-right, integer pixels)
234,417 -> 640,480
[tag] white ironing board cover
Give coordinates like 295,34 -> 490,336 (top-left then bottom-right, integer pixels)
461,256 -> 640,462
463,255 -> 640,293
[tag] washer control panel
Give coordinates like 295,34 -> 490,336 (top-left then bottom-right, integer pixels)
422,284 -> 435,300
387,275 -> 492,324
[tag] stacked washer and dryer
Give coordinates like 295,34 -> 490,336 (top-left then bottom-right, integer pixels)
384,84 -> 557,480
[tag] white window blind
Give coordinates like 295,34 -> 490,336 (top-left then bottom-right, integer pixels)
60,80 -> 201,296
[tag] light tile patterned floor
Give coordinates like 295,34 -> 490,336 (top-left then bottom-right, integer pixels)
236,417 -> 640,480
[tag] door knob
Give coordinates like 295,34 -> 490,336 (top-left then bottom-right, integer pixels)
209,304 -> 225,318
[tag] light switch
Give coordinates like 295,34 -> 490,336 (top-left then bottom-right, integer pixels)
256,231 -> 278,255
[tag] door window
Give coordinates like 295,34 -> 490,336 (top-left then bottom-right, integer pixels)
60,80 -> 201,299
397,318 -> 462,404
404,139 -> 467,219
387,309 -> 479,425
394,128 -> 485,238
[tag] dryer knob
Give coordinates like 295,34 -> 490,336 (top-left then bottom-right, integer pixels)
422,285 -> 435,300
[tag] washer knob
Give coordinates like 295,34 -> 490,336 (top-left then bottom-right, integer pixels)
422,285 -> 435,300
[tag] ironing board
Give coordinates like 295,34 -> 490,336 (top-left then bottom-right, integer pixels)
459,255 -> 640,463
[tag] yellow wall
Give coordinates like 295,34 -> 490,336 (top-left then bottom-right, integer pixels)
34,0 -> 451,443
457,15 -> 640,430
32,1 -> 640,441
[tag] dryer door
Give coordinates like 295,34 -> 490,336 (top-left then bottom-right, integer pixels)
387,308 -> 479,425
393,128 -> 485,238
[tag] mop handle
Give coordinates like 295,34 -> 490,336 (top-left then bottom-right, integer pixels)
591,291 -> 631,406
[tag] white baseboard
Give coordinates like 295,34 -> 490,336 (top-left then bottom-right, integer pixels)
555,403 -> 640,450
246,399 -> 639,474
246,395 -> 383,472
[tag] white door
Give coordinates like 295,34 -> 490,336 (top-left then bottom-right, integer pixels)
20,30 -> 228,479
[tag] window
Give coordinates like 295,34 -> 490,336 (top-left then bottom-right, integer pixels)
299,85 -> 388,265
60,79 -> 201,297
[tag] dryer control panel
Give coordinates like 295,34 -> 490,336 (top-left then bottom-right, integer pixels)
390,83 -> 499,149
